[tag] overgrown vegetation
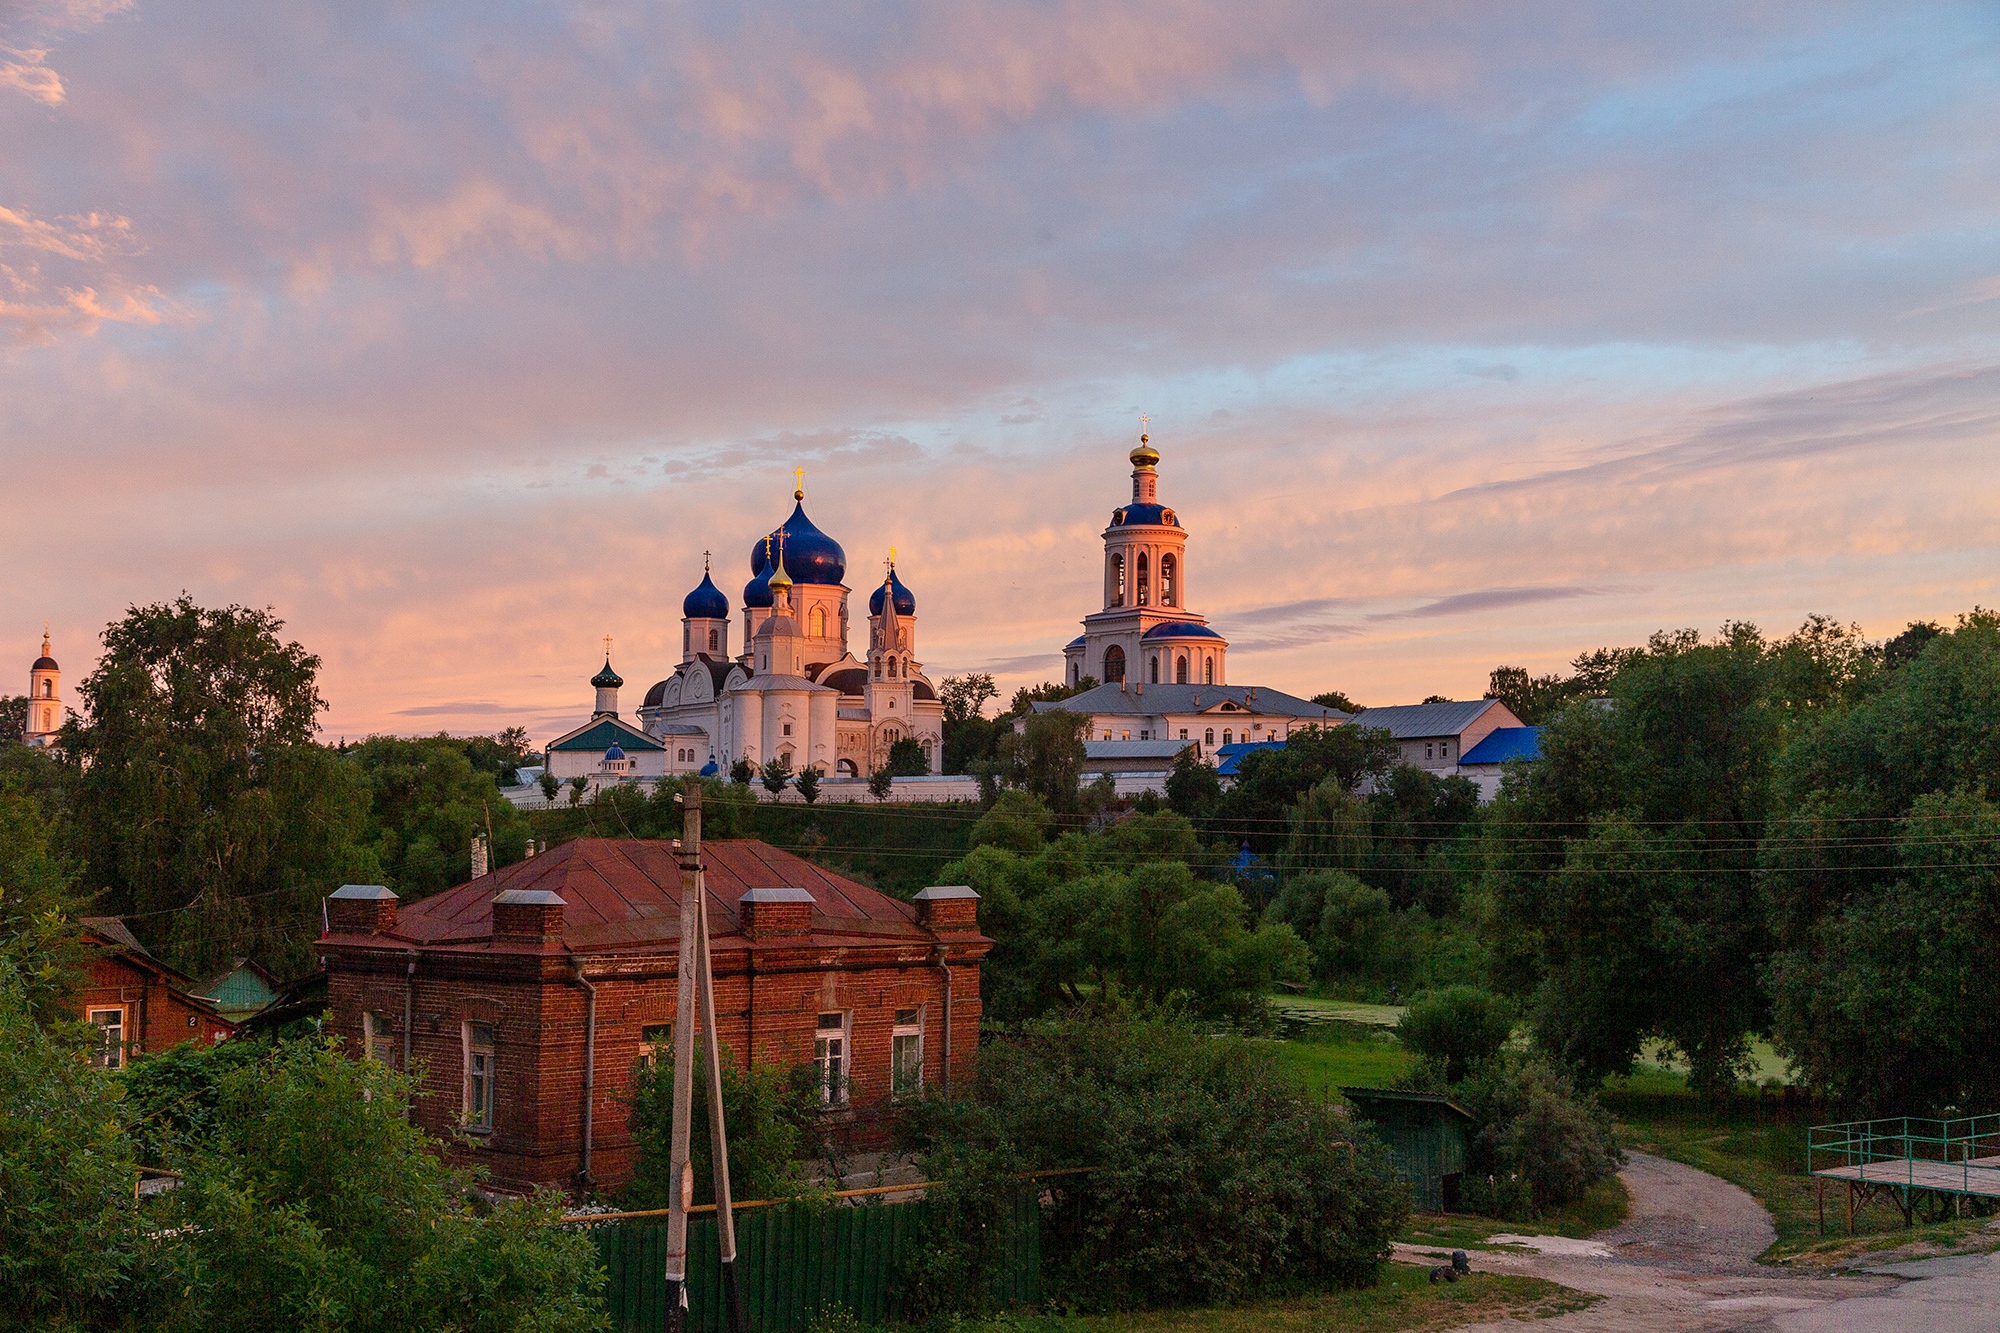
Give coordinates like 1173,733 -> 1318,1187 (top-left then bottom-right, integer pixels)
624,1048 -> 822,1207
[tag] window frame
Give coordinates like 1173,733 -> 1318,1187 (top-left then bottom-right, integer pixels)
88,1005 -> 127,1070
363,1010 -> 395,1066
463,1021 -> 497,1133
891,1006 -> 924,1098
815,1011 -> 849,1108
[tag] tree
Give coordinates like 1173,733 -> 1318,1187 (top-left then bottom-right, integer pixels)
1484,666 -> 1575,725
1398,986 -> 1515,1083
795,765 -> 822,804
759,753 -> 793,798
341,735 -> 531,900
567,774 -> 590,806
729,757 -> 756,786
966,791 -> 1051,854
888,737 -> 929,777
997,710 -> 1091,813
1164,746 -> 1221,820
1212,723 -> 1395,853
1882,619 -> 1943,670
153,1034 -> 605,1332
0,777 -> 87,1025
941,674 -> 998,724
941,673 -> 1003,775
1007,679 -> 1092,716
60,596 -> 375,976
0,694 -> 25,746
1311,689 -> 1359,713
868,765 -> 895,800
538,770 -> 561,804
626,1049 -> 819,1208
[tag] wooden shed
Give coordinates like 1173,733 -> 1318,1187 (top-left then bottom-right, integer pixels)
1343,1087 -> 1474,1212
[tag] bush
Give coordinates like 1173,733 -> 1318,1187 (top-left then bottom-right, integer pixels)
626,1048 -> 820,1208
898,1018 -> 1410,1310
1457,1054 -> 1622,1219
967,791 -> 1052,854
1398,987 -> 1514,1084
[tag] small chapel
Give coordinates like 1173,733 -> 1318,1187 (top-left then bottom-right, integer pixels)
543,476 -> 944,786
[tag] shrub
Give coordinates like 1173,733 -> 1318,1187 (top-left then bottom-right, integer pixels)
1398,987 -> 1515,1084
1458,1054 -> 1622,1219
967,791 -> 1052,854
898,1018 -> 1410,1310
625,1049 -> 820,1208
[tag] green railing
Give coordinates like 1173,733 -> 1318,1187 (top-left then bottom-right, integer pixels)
582,1194 -> 1042,1333
1808,1112 -> 2000,1195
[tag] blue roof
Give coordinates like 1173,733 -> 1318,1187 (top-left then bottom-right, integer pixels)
683,570 -> 729,620
868,567 -> 916,616
1110,502 -> 1181,528
1214,738 -> 1285,776
603,742 -> 626,761
1459,726 -> 1542,765
590,658 -> 623,689
1142,620 -> 1224,641
743,566 -> 773,608
751,499 -> 846,586
698,758 -> 720,777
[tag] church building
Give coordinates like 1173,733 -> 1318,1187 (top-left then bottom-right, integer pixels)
23,630 -> 59,748
550,479 -> 944,787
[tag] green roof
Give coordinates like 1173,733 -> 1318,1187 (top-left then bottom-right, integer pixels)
198,961 -> 279,1019
547,719 -> 665,753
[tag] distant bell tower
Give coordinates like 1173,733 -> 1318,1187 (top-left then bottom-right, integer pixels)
25,628 -> 59,748
591,637 -> 623,717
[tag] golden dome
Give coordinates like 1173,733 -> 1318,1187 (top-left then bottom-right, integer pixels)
1129,432 -> 1160,469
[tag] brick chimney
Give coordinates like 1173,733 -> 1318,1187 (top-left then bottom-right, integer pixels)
738,886 -> 813,939
327,884 -> 397,935
492,888 -> 566,944
913,885 -> 979,931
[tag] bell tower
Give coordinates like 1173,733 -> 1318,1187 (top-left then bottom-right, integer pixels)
25,629 -> 59,748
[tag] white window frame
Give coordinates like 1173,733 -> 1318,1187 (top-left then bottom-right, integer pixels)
640,1022 -> 671,1070
891,1006 -> 924,1099
363,1011 -> 394,1066
815,1011 -> 849,1108
88,1005 -> 127,1070
463,1021 -> 496,1132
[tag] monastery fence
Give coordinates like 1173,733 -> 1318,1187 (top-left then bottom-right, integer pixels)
571,1191 -> 1043,1333
505,772 -> 1169,810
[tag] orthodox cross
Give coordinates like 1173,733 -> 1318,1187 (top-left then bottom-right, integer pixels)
794,466 -> 806,498
603,633 -> 613,659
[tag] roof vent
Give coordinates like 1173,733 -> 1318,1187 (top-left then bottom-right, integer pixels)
740,885 -> 813,939
493,888 -> 566,944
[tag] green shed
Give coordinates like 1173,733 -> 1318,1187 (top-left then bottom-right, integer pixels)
196,958 -> 280,1025
1342,1087 -> 1474,1212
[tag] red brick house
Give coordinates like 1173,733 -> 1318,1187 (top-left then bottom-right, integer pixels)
78,917 -> 237,1067
317,837 -> 988,1194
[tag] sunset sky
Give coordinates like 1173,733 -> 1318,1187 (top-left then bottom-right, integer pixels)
5,1 -> 1997,744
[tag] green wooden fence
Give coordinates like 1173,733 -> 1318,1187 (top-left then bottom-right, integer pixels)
586,1194 -> 1041,1333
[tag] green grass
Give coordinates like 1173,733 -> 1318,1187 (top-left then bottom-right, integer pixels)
953,1264 -> 1595,1333
1271,995 -> 1409,1030
1259,1022 -> 1413,1097
1399,1178 -> 1631,1251
1603,1072 -> 2000,1267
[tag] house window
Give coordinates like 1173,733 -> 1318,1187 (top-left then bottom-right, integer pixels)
363,1011 -> 394,1066
1140,730 -> 1150,740
815,1012 -> 848,1107
640,1023 -> 671,1069
1121,730 -> 1130,741
1222,730 -> 1232,746
1443,741 -> 1452,758
464,1022 -> 496,1131
1180,729 -> 1188,740
1205,728 -> 1214,745
88,1007 -> 126,1070
892,1007 -> 924,1097
1425,742 -> 1434,760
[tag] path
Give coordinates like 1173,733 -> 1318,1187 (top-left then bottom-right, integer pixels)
1393,1151 -> 2000,1331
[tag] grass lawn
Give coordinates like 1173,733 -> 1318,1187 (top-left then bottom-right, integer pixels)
961,1264 -> 1594,1333
1271,994 -> 1409,1030
1260,1022 -> 1414,1097
1399,1178 -> 1631,1251
1603,1070 -> 2000,1267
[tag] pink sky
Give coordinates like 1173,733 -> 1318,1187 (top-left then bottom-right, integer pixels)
4,1 -> 1997,744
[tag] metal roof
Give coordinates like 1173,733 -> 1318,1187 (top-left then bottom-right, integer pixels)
1459,726 -> 1542,765
1346,699 -> 1506,740
1084,739 -> 1193,759
1035,682 -> 1344,720
547,717 -> 666,753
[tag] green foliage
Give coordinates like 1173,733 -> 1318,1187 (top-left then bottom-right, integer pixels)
154,1033 -> 605,1333
0,693 -> 25,746
967,791 -> 1052,854
759,753 -> 793,797
1211,724 -> 1396,855
941,673 -> 1003,774
0,776 -> 86,1024
795,765 -> 823,804
887,737 -> 929,777
1397,987 -> 1515,1084
730,757 -> 755,786
538,771 -> 561,803
340,735 -> 532,900
1311,689 -> 1359,713
118,1036 -> 274,1165
893,1148 -> 1021,1322
0,966 -> 152,1332
624,1048 -> 820,1208
997,710 -> 1091,813
868,766 -> 894,800
897,1018 -> 1411,1309
940,819 -> 1307,1024
60,596 -> 376,976
1455,1054 -> 1623,1220
1163,745 -> 1221,820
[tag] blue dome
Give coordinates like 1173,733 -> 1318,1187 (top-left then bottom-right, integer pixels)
683,570 -> 729,620
868,568 -> 916,616
1110,503 -> 1180,528
750,500 -> 847,586
1142,620 -> 1225,641
698,757 -> 720,777
742,567 -> 773,609
603,742 -> 626,761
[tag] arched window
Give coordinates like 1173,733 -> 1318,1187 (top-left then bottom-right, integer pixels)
1204,656 -> 1214,685
1223,729 -> 1232,746
1108,552 -> 1125,607
1160,554 -> 1177,607
1149,654 -> 1159,683
873,660 -> 882,678
1103,645 -> 1126,683
888,658 -> 898,678
41,681 -> 51,698
1176,654 -> 1188,683
1205,728 -> 1215,745
1136,552 -> 1149,606
708,628 -> 718,651
811,606 -> 826,637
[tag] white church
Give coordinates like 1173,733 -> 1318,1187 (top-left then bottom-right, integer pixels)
542,478 -> 945,787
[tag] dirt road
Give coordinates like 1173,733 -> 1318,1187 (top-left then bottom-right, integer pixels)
1392,1151 -> 1999,1332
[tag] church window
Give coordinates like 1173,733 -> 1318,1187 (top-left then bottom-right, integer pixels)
1136,552 -> 1149,606
888,658 -> 898,678
873,660 -> 881,678
1205,728 -> 1214,745
783,723 -> 793,736
1204,656 -> 1214,685
1223,730 -> 1232,745
1176,654 -> 1188,683
1103,645 -> 1125,684
1108,553 -> 1125,607
1160,554 -> 1177,606
708,628 -> 718,651
811,606 -> 826,637
41,681 -> 51,698
888,697 -> 896,708
684,625 -> 690,652
1149,655 -> 1159,684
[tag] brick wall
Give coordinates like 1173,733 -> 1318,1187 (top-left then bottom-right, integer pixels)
81,954 -> 233,1062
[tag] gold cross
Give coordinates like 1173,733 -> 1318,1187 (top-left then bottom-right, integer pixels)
603,633 -> 613,659
1140,414 -> 1149,432
703,549 -> 711,573
794,466 -> 805,496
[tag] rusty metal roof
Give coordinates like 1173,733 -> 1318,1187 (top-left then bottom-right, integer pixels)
384,837 -> 925,950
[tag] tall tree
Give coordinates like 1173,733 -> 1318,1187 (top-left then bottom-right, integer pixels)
60,596 -> 375,975
342,735 -> 529,899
